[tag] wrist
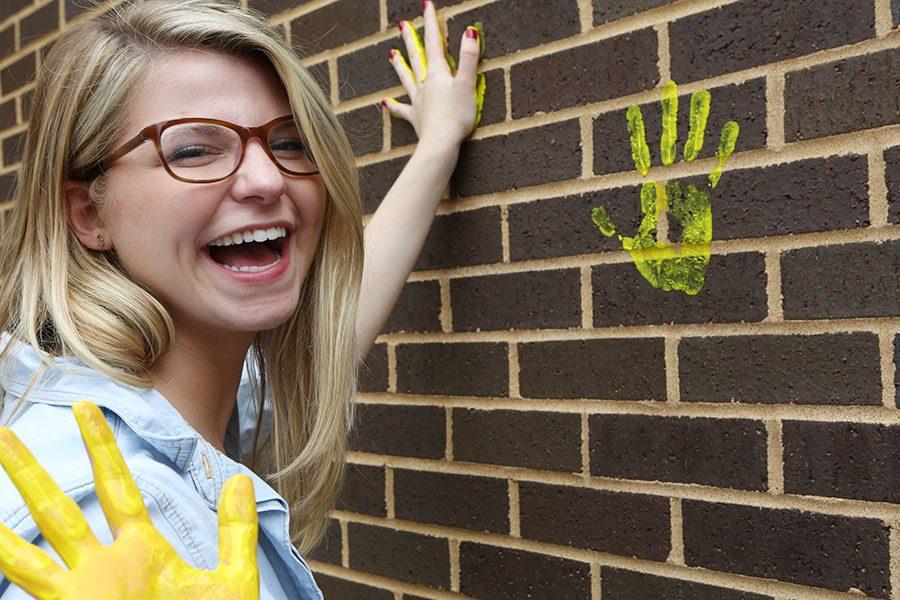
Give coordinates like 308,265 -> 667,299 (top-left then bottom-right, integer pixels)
414,136 -> 462,165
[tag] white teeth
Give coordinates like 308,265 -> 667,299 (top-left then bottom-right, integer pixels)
220,250 -> 282,272
208,226 -> 287,247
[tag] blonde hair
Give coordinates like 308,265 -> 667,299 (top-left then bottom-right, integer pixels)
0,0 -> 363,554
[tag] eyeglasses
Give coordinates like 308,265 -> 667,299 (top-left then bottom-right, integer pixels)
72,114 -> 319,183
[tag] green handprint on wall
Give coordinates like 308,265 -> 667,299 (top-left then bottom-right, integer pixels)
592,81 -> 739,295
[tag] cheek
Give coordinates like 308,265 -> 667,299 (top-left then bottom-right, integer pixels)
291,178 -> 327,235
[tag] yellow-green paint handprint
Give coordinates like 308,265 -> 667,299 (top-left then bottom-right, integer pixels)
592,81 -> 739,295
0,402 -> 260,599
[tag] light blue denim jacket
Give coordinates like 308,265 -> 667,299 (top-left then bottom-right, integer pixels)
0,331 -> 322,599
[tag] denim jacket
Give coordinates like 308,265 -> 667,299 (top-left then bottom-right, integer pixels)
0,331 -> 323,599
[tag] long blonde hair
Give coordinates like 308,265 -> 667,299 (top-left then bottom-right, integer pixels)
0,0 -> 362,554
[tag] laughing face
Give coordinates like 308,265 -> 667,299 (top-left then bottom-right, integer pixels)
68,49 -> 327,344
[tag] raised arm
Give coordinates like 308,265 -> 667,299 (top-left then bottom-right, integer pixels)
355,1 -> 484,362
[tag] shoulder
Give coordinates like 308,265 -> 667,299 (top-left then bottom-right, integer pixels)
0,402 -> 218,570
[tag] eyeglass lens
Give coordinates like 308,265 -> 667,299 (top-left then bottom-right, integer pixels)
159,119 -> 316,181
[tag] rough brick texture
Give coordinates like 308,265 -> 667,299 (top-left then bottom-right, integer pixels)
348,523 -> 450,589
393,469 -> 509,532
600,567 -> 773,600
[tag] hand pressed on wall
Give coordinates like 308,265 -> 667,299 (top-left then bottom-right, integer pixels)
0,402 -> 260,599
592,81 -> 739,295
382,1 -> 487,146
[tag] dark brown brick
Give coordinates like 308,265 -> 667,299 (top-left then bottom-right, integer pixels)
590,415 -> 768,490
20,1 -> 58,46
451,268 -> 581,331
670,0 -> 875,82
0,171 -> 17,202
337,36 -> 398,101
1,52 -> 36,96
519,482 -> 670,559
292,0 -> 380,54
894,0 -> 900,27
594,0 -> 670,24
593,78 -> 767,176
0,99 -> 16,132
601,567 -> 773,600
383,280 -> 442,334
0,26 -> 14,61
306,60 -> 330,97
711,155 -> 869,239
394,469 -> 509,533
783,421 -> 900,503
414,206 -> 503,270
452,408 -> 581,472
348,523 -> 450,589
680,333 -> 882,405
511,29 -> 658,118
683,501 -> 891,598
359,155 -> 408,214
338,464 -> 386,517
396,342 -> 508,397
2,131 -> 26,167
387,0 -> 465,22
391,69 -> 506,148
337,104 -> 382,156
895,334 -> 899,407
315,574 -> 393,600
887,146 -> 900,224
20,90 -> 31,122
786,48 -> 899,141
592,253 -> 767,327
350,404 -> 445,458
357,342 -> 388,392
449,119 -> 581,198
519,338 -> 667,400
307,518 -> 342,565
460,542 -> 591,599
782,240 -> 898,319
445,0 -> 580,61
0,0 -> 31,20
509,189 -> 643,261
64,0 -> 92,23
246,0 -> 304,18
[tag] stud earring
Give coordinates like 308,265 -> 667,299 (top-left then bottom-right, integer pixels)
96,233 -> 105,250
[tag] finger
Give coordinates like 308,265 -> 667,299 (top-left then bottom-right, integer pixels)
0,521 -> 67,599
626,104 -> 651,176
708,120 -> 739,188
72,402 -> 153,537
388,48 -> 417,98
381,97 -> 415,123
683,88 -> 711,162
216,474 -> 259,577
660,81 -> 678,166
0,427 -> 101,569
422,1 -> 449,77
399,20 -> 427,82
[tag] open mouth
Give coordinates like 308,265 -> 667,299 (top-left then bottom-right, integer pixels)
204,233 -> 290,271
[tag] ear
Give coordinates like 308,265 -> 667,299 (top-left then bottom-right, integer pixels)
64,179 -> 110,251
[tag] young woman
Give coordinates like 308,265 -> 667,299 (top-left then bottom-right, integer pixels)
0,0 -> 481,596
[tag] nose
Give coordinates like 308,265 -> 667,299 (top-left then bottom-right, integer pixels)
230,136 -> 286,202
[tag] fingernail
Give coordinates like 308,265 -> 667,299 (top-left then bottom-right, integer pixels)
465,27 -> 478,40
422,1 -> 429,10
397,20 -> 404,31
388,49 -> 395,60
381,99 -> 388,108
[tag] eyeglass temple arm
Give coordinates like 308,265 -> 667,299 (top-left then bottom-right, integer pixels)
72,126 -> 154,182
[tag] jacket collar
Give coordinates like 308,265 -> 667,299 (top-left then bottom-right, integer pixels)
0,331 -> 286,511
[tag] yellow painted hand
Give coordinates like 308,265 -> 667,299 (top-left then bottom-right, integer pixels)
0,401 -> 259,599
591,81 -> 739,295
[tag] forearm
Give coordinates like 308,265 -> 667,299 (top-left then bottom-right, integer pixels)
356,141 -> 460,362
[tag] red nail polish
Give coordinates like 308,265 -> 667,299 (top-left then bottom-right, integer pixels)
388,49 -> 394,60
397,20 -> 404,30
465,27 -> 478,40
381,99 -> 388,108
422,1 -> 429,10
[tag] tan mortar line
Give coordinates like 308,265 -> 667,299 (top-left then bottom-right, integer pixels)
500,204 -> 510,262
503,67 -> 512,122
328,58 -> 338,106
438,277 -> 453,331
766,419 -> 785,494
668,497 -> 684,564
340,519 -> 349,567
343,455 -> 900,521
869,148 -> 890,227
320,512 -> 879,600
385,466 -> 396,518
508,479 -> 520,537
327,19 -> 898,115
579,115 -> 594,178
764,251 -> 784,322
508,342 -> 520,398
665,336 -> 680,403
580,267 -> 593,329
765,71 -> 786,149
449,538 -> 461,592
576,0 -> 593,33
581,412 -> 590,481
357,392 -> 899,426
387,343 -> 397,393
307,562 -> 465,600
403,225 -> 900,282
591,563 -> 601,599
445,407 -> 453,459
879,331 -> 897,409
874,0 -> 894,37
655,22 -> 670,83
379,0 -> 388,32
382,106 -> 391,152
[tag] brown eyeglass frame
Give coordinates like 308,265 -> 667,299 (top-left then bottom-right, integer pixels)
72,114 -> 320,183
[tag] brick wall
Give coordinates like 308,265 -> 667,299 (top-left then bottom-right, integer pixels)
1,1 -> 898,599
